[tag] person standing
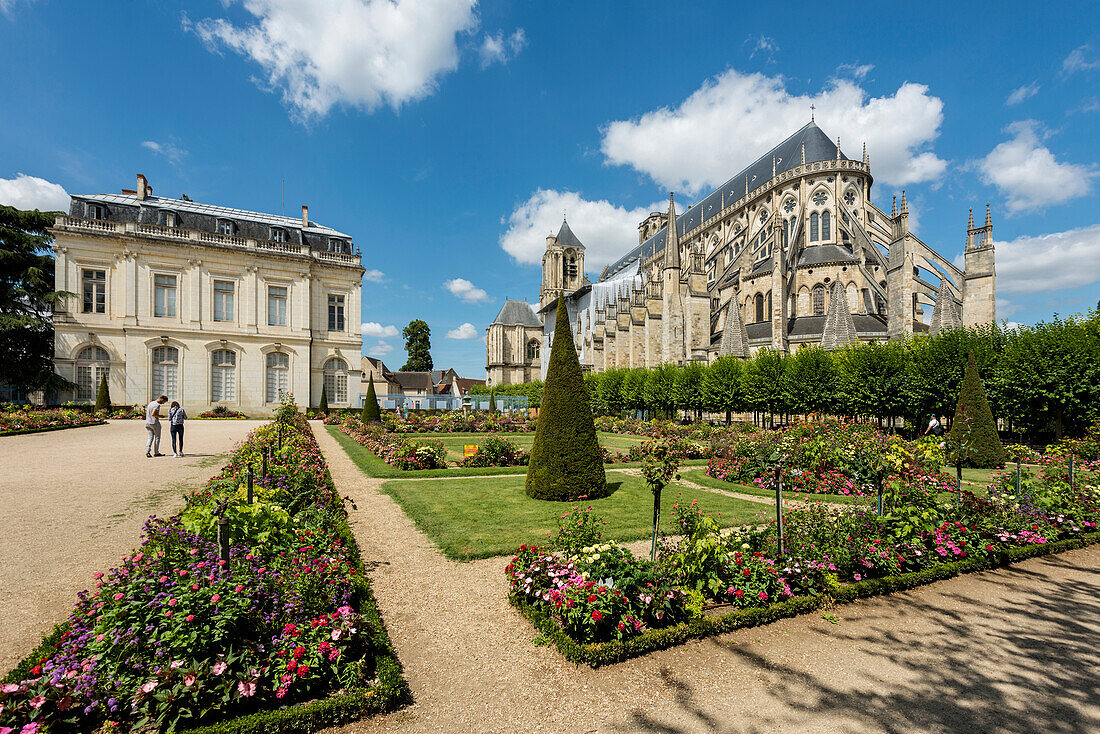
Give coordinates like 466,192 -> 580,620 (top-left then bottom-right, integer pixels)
146,395 -> 168,457
168,401 -> 188,457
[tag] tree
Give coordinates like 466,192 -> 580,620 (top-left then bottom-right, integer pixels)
742,349 -> 789,427
644,364 -> 677,419
318,383 -> 329,413
784,345 -> 838,417
0,206 -> 73,393
401,319 -> 433,371
702,356 -> 744,425
672,362 -> 706,420
361,380 -> 381,421
526,297 -> 606,501
837,341 -> 909,426
597,368 -> 625,416
95,372 -> 111,412
950,351 -> 1005,468
621,368 -> 648,417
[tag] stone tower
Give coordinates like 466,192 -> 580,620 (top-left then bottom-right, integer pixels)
886,191 -> 917,338
661,193 -> 685,364
962,204 -> 996,327
540,218 -> 586,309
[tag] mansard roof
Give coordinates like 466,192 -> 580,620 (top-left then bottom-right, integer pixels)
601,122 -> 847,281
491,299 -> 542,327
556,219 -> 584,250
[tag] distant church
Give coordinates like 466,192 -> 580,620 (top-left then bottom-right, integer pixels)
486,121 -> 996,385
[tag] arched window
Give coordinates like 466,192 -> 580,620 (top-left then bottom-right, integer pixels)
821,210 -> 831,240
766,290 -> 773,320
876,293 -> 887,315
754,293 -> 765,323
211,349 -> 236,402
809,212 -> 819,242
323,357 -> 348,404
812,285 -> 826,316
526,339 -> 540,360
76,346 -> 110,402
565,256 -> 577,278
151,346 -> 179,398
266,352 -> 289,403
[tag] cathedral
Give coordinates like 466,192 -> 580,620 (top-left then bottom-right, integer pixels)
486,121 -> 996,385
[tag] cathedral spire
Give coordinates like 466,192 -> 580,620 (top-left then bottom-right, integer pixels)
891,195 -> 897,217
968,207 -> 974,229
664,192 -> 679,270
985,202 -> 992,228
929,278 -> 962,335
822,282 -> 858,351
900,189 -> 908,214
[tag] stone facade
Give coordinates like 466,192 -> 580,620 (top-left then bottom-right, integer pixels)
52,175 -> 365,415
485,300 -> 542,386
490,121 -> 997,376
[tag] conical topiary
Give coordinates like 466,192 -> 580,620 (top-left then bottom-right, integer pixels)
94,372 -> 111,412
949,351 -> 1005,468
319,384 -> 329,414
526,297 -> 606,501
361,380 -> 381,422
488,389 -> 497,413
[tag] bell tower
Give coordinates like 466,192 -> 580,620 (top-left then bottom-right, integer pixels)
962,204 -> 996,327
540,217 -> 586,310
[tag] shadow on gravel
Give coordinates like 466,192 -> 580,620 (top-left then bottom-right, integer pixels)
614,556 -> 1100,734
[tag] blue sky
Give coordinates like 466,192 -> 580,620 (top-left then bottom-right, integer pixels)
1,0 -> 1098,378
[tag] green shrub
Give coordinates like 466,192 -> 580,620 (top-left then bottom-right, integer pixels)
361,381 -> 381,422
94,373 -> 110,411
319,384 -> 329,414
525,297 -> 606,501
950,351 -> 1005,468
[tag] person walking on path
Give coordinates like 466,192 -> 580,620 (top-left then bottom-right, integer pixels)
145,395 -> 167,457
168,401 -> 187,457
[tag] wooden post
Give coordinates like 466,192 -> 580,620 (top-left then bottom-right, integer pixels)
216,518 -> 230,563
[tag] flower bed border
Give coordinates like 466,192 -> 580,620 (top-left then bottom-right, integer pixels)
511,531 -> 1100,668
2,422 -> 408,733
0,419 -> 107,437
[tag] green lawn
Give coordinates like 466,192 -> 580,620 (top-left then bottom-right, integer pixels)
379,470 -> 773,560
327,425 -> 705,479
680,469 -> 875,506
427,430 -> 646,460
944,466 -> 998,485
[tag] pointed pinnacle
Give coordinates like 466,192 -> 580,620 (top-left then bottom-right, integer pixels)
891,195 -> 897,217
985,202 -> 992,227
968,207 -> 974,229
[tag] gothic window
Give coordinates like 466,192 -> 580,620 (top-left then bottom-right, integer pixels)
876,293 -> 887,315
76,346 -> 110,402
783,199 -> 795,214
526,339 -> 540,361
323,357 -> 349,404
211,349 -> 236,402
759,209 -> 769,224
766,291 -> 772,320
821,210 -> 831,240
809,212 -> 820,242
812,285 -> 826,316
812,191 -> 828,206
754,293 -> 765,323
844,190 -> 856,206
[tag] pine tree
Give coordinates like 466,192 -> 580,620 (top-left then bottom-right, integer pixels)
361,380 -> 381,421
94,372 -> 111,412
319,384 -> 329,414
950,350 -> 1005,468
526,297 -> 606,501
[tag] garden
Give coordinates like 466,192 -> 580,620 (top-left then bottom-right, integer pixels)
0,397 -> 405,733
0,404 -> 105,436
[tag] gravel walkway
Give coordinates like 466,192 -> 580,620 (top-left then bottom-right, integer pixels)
0,419 -> 263,670
314,428 -> 1100,734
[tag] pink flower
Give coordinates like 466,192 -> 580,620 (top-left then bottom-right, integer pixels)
168,598 -> 177,606
159,576 -> 168,583
113,593 -> 124,601
170,660 -> 184,669
757,591 -> 768,601
28,695 -> 46,709
184,674 -> 196,687
212,661 -> 227,675
186,614 -> 195,622
211,594 -> 221,603
93,572 -> 103,579
140,680 -> 157,694
1,684 -> 18,693
238,680 -> 256,697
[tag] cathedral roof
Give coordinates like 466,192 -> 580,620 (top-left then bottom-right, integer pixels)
491,300 -> 542,327
797,244 -> 860,266
556,218 -> 584,250
601,121 -> 847,281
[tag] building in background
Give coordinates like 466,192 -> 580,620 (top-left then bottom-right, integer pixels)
360,356 -> 485,409
51,174 -> 365,415
485,299 -> 543,386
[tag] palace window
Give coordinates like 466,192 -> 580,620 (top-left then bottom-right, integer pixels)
211,349 -> 236,402
270,227 -> 287,243
327,238 -> 348,254
323,357 -> 349,404
812,285 -> 826,316
158,211 -> 176,227
154,274 -> 177,318
265,352 -> 289,403
812,191 -> 827,206
213,280 -> 234,322
152,346 -> 179,398
85,203 -> 106,220
268,285 -> 288,326
82,269 -> 106,314
809,212 -> 820,242
526,339 -> 540,360
75,346 -> 110,402
821,210 -> 831,240
328,294 -> 345,332
216,219 -> 235,236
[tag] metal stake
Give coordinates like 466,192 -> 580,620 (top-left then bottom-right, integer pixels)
1069,455 -> 1075,490
877,476 -> 884,516
650,484 -> 662,563
775,466 -> 785,558
216,518 -> 230,563
247,466 -> 254,504
262,449 -> 268,480
1016,460 -> 1021,495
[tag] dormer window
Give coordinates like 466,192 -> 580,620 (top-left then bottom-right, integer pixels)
158,211 -> 176,227
327,238 -> 348,254
86,203 -> 106,220
270,227 -> 287,243
216,219 -> 235,236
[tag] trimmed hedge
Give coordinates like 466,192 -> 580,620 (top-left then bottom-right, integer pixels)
512,531 -> 1100,667
0,419 -> 106,437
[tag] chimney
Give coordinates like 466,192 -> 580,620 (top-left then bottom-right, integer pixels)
136,174 -> 151,200
301,204 -> 309,228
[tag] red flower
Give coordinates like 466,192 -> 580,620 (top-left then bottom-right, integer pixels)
734,589 -> 744,598
742,568 -> 751,576
591,610 -> 603,621
587,594 -> 597,602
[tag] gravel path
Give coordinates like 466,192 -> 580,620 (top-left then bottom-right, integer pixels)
0,419 -> 263,670
314,428 -> 1100,734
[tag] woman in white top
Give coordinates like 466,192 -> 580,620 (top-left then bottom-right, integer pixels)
168,401 -> 188,457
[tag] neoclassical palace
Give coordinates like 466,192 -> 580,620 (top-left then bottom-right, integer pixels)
52,175 -> 365,414
487,121 -> 996,383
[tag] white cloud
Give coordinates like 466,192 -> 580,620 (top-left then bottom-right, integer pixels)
748,34 -> 778,61
0,173 -> 70,212
361,322 -> 399,338
186,0 -> 478,120
836,63 -> 873,81
141,140 -> 187,164
444,277 -> 489,302
600,69 -> 947,195
371,341 -> 394,355
1063,45 -> 1100,76
446,322 -> 478,339
0,0 -> 34,16
478,28 -> 526,69
996,224 -> 1100,295
363,269 -> 385,283
977,120 -> 1095,213
500,188 -> 665,269
1005,82 -> 1039,106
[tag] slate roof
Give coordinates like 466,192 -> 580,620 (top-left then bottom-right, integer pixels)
601,122 -> 846,281
797,244 -> 860,267
69,192 -> 352,250
491,300 -> 542,327
388,372 -> 436,391
556,219 -> 584,249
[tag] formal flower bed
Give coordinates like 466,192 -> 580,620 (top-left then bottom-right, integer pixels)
381,411 -> 534,433
1,400 -> 405,732
0,405 -> 105,436
194,406 -> 249,420
340,416 -> 448,470
510,455 -> 1099,664
457,434 -> 530,468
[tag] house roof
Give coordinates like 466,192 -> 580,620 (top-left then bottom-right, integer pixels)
387,371 -> 436,391
602,122 -> 846,281
492,300 -> 542,327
